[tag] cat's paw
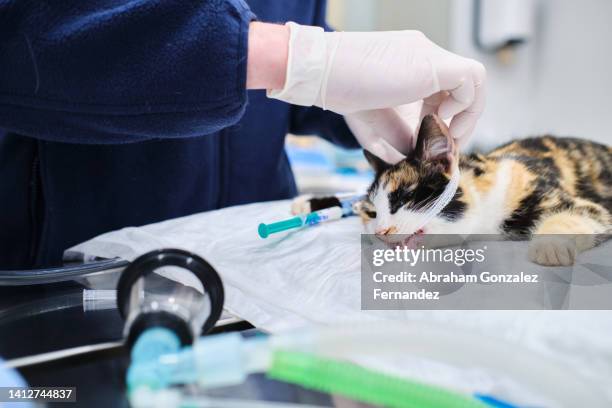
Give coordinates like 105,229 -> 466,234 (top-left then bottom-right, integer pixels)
290,194 -> 313,215
528,236 -> 577,266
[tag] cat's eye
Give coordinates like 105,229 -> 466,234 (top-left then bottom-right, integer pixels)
388,185 -> 416,214
365,210 -> 377,218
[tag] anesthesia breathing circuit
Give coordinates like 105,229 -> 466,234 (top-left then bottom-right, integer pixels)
118,249 -> 604,408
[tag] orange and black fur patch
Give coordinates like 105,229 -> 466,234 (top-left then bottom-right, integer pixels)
293,115 -> 611,265
467,136 -> 612,238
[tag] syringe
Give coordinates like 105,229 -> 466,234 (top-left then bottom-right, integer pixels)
258,207 -> 343,239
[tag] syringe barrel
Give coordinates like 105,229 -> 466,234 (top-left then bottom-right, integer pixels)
304,207 -> 343,225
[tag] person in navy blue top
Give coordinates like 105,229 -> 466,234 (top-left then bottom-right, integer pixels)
0,0 -> 486,269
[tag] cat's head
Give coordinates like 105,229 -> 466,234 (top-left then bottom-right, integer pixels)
364,114 -> 465,239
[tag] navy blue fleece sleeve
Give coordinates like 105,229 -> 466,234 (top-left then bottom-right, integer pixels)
289,106 -> 359,149
288,0 -> 359,149
0,0 -> 255,143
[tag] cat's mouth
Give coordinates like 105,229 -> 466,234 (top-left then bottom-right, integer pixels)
401,229 -> 425,249
379,229 -> 425,248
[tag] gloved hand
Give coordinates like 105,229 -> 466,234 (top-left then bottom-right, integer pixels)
268,22 -> 486,146
343,104 -> 422,164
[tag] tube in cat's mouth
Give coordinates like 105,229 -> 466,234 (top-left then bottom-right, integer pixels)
378,229 -> 424,248
411,164 -> 461,233
402,229 -> 425,248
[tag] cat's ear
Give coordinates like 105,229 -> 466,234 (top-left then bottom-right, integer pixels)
414,114 -> 457,171
363,150 -> 392,174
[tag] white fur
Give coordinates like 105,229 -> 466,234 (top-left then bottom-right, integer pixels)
291,194 -> 313,215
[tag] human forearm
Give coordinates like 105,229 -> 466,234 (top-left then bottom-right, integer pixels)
246,22 -> 290,90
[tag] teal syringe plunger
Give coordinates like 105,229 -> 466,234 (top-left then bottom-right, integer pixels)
258,207 -> 343,239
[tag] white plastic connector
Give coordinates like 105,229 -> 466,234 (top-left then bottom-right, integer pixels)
82,289 -> 117,312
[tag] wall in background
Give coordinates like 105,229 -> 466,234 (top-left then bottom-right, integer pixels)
327,0 -> 450,47
327,0 -> 612,150
451,0 -> 612,150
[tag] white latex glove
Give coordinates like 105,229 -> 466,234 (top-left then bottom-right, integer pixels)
268,22 -> 486,143
344,104 -> 423,164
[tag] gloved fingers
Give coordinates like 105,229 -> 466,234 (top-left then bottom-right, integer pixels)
421,92 -> 446,118
448,105 -> 482,143
367,139 -> 408,164
454,121 -> 477,149
395,102 -> 423,128
447,69 -> 486,141
344,110 -> 409,164
384,105 -> 424,152
438,74 -> 475,120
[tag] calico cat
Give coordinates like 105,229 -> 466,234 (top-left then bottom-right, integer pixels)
292,114 -> 612,266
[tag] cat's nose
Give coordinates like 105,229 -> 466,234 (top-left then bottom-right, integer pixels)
375,226 -> 397,236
